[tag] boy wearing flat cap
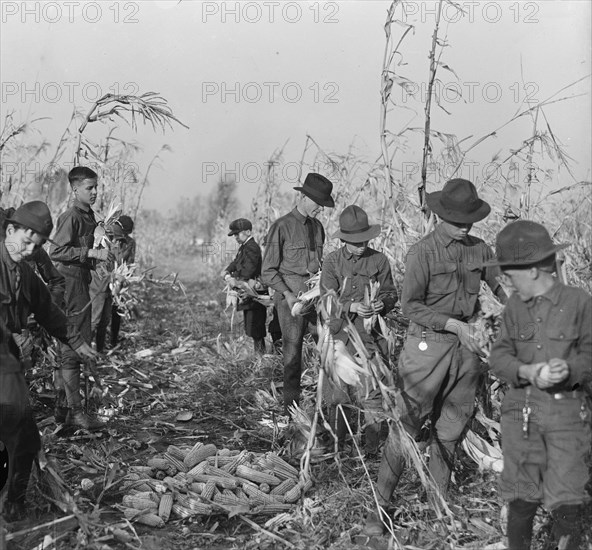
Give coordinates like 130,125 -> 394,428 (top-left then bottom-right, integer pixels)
222,218 -> 268,354
50,166 -> 112,430
261,173 -> 335,413
0,202 -> 98,518
321,205 -> 398,456
366,178 -> 507,534
488,220 -> 591,550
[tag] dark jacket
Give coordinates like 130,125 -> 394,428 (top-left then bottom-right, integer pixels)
226,237 -> 263,311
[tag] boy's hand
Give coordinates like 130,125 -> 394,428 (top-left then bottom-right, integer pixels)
351,303 -> 374,318
75,342 -> 100,361
540,358 -> 569,385
372,300 -> 385,314
283,291 -> 297,310
518,362 -> 546,386
446,320 -> 482,354
89,249 -> 113,262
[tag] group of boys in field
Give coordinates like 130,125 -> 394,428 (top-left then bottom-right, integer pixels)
1,166 -> 136,519
223,173 -> 590,550
1,169 -> 589,549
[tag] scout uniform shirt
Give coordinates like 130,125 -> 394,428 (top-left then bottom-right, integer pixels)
261,207 -> 325,294
225,236 -> 263,312
402,223 -> 504,334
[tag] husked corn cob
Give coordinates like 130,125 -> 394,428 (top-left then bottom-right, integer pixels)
206,455 -> 235,467
184,443 -> 217,469
218,448 -> 231,457
241,483 -> 279,504
191,474 -> 238,490
175,494 -> 213,514
213,490 -> 240,505
167,445 -> 188,461
189,482 -> 205,494
235,488 -> 250,504
251,503 -> 294,515
259,483 -> 271,494
128,490 -> 159,503
172,503 -> 195,519
222,450 -> 251,474
164,452 -> 188,473
174,472 -> 190,484
236,465 -> 281,486
301,478 -> 313,493
201,480 -> 217,500
283,485 -> 301,503
270,478 -> 297,496
265,453 -> 299,480
137,513 -> 165,527
158,493 -> 174,522
129,465 -> 155,476
187,460 -> 209,477
154,470 -> 166,481
124,481 -> 152,492
122,495 -> 158,510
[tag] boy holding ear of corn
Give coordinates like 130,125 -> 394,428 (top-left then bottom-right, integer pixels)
50,166 -> 112,430
221,218 -> 268,355
365,179 -> 506,535
320,205 -> 398,457
488,220 -> 591,550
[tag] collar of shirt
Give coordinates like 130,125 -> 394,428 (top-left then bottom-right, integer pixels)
434,224 -> 456,248
525,279 -> 562,308
290,207 -> 308,225
243,235 -> 253,245
73,198 -> 91,213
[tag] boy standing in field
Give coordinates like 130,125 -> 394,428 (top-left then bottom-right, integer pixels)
221,218 -> 268,355
320,205 -> 398,457
261,173 -> 335,414
50,166 -> 112,430
0,202 -> 98,518
488,220 -> 591,550
365,178 -> 507,534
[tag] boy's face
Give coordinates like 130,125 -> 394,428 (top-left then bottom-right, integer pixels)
501,268 -> 535,300
439,219 -> 473,241
4,226 -> 45,262
73,178 -> 98,207
344,241 -> 368,257
234,230 -> 250,244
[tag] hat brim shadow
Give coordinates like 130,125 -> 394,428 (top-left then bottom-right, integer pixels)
332,224 -> 381,243
293,187 -> 335,208
426,192 -> 491,224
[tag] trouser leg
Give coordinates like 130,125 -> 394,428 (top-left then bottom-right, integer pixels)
376,424 -> 408,505
62,365 -> 82,410
110,306 -> 121,346
95,293 -> 112,352
507,499 -> 538,550
275,294 -> 307,413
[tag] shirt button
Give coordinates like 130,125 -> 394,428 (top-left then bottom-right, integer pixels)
520,334 -> 525,339
536,344 -> 542,350
559,334 -> 564,340
353,260 -> 357,263
536,317 -> 542,323
352,285 -> 357,289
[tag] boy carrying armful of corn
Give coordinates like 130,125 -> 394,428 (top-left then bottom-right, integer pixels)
320,205 -> 398,457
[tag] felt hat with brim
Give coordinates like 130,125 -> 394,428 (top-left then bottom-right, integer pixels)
294,173 -> 335,208
118,215 -> 134,234
483,220 -> 569,267
332,205 -> 381,243
228,218 -> 252,236
426,178 -> 491,224
6,201 -> 55,243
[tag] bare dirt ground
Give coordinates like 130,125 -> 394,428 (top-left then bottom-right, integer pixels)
3,270 -> 591,550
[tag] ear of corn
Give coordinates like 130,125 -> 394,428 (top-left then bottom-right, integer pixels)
187,460 -> 209,477
122,495 -> 158,510
147,458 -> 170,471
235,465 -> 282,486
241,483 -> 280,505
175,494 -> 213,514
158,493 -> 174,522
164,452 -> 188,473
167,445 -> 188,461
264,453 -> 299,479
251,503 -> 294,515
191,474 -> 239,490
201,480 -> 217,500
184,443 -> 217,469
283,485 -> 301,503
270,478 -> 297,496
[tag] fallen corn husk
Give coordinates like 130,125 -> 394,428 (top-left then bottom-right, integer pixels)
461,429 -> 503,473
111,262 -> 144,320
291,272 -> 321,316
469,282 -> 505,359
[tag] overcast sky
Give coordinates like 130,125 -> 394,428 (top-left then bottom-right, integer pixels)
1,0 -> 590,212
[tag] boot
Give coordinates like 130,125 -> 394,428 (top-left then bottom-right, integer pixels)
507,499 -> 538,550
66,408 -> 105,431
62,367 -> 83,410
6,452 -> 35,520
551,504 -> 584,550
54,388 -> 68,423
364,421 -> 381,460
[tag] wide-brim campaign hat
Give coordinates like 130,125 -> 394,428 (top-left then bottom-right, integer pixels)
294,173 -> 335,208
426,178 -> 491,224
332,205 -> 381,243
6,201 -> 55,243
484,220 -> 569,267
228,218 -> 252,236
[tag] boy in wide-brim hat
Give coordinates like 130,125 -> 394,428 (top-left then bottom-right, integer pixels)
0,201 -> 98,518
365,178 -> 507,534
488,220 -> 591,550
261,173 -> 335,413
320,205 -> 398,456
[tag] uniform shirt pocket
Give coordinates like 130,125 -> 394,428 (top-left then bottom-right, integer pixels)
546,326 -> 578,359
429,261 -> 457,295
465,263 -> 483,294
510,321 -> 539,364
284,241 -> 307,262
